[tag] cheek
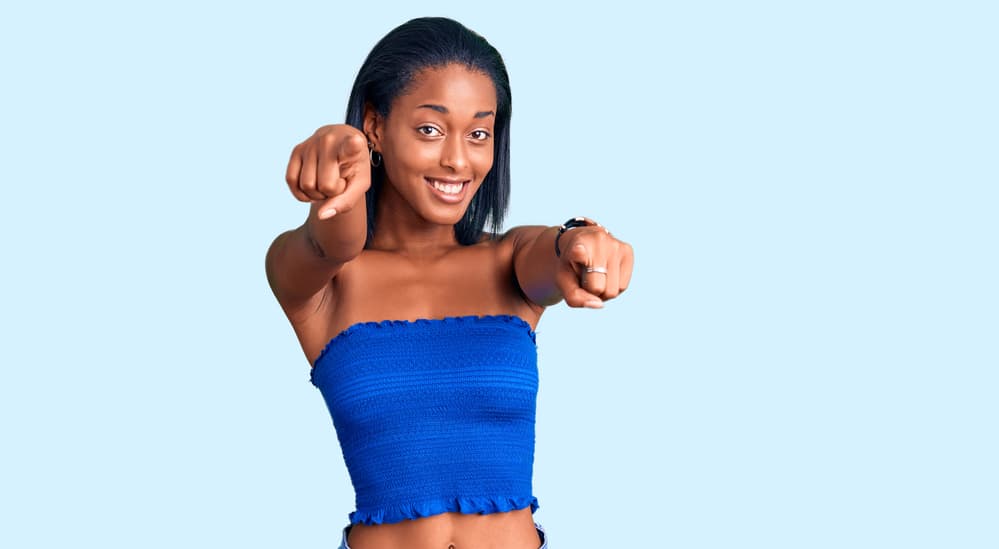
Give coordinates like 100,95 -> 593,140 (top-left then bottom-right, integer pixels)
472,146 -> 495,175
383,140 -> 431,181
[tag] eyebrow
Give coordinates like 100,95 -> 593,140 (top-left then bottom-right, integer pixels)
417,104 -> 495,118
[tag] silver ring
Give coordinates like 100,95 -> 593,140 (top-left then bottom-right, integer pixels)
585,266 -> 608,274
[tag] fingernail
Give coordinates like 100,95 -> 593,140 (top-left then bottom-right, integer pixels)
319,207 -> 337,219
584,299 -> 604,309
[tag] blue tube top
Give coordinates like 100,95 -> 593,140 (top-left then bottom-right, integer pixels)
309,314 -> 540,525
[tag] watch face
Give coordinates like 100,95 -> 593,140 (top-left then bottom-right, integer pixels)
557,218 -> 593,257
562,217 -> 591,231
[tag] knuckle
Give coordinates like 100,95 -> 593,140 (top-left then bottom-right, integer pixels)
328,180 -> 347,196
314,181 -> 332,196
316,172 -> 336,189
582,284 -> 604,295
346,132 -> 364,148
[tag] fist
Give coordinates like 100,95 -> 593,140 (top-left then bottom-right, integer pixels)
285,124 -> 371,219
556,223 -> 634,308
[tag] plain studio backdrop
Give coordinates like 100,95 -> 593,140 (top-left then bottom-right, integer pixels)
1,1 -> 995,547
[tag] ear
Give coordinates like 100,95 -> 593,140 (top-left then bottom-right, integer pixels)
362,104 -> 383,151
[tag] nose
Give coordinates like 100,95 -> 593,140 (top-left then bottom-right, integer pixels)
440,136 -> 469,172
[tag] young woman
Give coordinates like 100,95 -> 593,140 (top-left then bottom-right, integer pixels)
266,17 -> 634,549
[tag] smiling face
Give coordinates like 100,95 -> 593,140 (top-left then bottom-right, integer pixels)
365,64 -> 498,228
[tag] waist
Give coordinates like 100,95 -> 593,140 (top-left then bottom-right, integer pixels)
345,508 -> 542,549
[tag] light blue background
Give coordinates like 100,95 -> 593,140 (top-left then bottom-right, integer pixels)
2,1 -> 996,547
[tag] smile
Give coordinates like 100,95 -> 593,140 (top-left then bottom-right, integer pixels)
425,177 -> 469,203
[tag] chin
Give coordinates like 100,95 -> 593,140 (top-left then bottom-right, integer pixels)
425,207 -> 470,227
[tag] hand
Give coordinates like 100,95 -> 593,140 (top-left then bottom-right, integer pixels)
285,124 -> 370,219
555,224 -> 634,309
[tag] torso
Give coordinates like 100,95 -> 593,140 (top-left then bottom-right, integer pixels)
284,235 -> 544,549
295,236 -> 543,365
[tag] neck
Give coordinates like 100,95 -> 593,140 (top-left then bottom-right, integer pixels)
369,183 -> 462,257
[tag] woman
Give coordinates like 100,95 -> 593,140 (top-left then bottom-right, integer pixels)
266,17 -> 634,549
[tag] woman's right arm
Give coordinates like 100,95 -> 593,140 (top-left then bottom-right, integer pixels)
265,125 -> 370,319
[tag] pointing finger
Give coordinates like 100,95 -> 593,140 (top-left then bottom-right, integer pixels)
339,132 -> 367,161
568,242 -> 607,297
325,168 -> 370,216
555,264 -> 603,308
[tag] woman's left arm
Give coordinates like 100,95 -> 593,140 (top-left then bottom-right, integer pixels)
505,220 -> 634,309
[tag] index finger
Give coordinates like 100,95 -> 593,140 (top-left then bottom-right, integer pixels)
338,132 -> 367,163
566,240 -> 608,297
555,263 -> 603,309
325,166 -> 370,215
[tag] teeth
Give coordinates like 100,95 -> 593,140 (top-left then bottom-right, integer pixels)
430,179 -> 463,195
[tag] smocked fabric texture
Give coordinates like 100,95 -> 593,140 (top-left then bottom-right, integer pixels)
310,315 -> 540,525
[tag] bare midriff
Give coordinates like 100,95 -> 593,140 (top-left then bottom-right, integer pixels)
346,508 -> 541,549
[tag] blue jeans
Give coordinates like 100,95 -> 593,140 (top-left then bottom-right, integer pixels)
337,521 -> 548,548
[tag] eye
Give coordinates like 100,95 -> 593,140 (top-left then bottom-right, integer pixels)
470,129 -> 491,141
417,125 -> 442,137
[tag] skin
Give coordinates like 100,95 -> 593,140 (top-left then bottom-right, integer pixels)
266,64 -> 633,549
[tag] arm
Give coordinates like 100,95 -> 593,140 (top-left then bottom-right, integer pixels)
265,126 -> 370,319
264,201 -> 366,319
506,220 -> 634,309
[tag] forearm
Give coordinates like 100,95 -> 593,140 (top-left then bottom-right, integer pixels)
514,225 -> 564,307
265,204 -> 366,312
303,199 -> 368,264
511,217 -> 630,309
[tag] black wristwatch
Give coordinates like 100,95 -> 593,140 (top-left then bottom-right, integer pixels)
555,217 -> 599,258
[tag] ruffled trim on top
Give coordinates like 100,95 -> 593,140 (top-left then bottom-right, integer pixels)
349,495 -> 540,526
311,314 -> 536,370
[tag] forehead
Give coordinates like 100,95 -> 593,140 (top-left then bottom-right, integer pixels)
393,64 -> 497,113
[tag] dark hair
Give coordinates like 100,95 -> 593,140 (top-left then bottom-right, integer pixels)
344,17 -> 512,246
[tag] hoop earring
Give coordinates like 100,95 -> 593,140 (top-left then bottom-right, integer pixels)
368,142 -> 382,168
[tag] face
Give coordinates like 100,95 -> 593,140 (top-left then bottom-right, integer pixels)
365,64 -> 498,227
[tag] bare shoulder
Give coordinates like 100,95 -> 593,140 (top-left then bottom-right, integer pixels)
493,225 -> 549,255
459,227 -> 546,271
479,228 -> 549,320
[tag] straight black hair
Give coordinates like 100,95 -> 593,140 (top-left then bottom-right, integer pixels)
344,17 -> 512,247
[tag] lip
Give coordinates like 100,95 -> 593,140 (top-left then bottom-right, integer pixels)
424,177 -> 470,204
